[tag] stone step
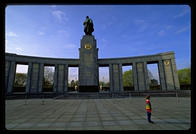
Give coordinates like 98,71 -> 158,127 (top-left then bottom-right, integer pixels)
6,90 -> 190,100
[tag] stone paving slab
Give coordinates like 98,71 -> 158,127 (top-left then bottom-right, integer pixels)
5,97 -> 191,130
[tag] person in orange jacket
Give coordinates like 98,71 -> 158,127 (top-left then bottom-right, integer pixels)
145,95 -> 154,123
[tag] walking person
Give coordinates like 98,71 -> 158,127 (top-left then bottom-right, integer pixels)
145,95 -> 154,123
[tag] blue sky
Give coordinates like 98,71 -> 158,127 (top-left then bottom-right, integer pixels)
6,5 -> 191,82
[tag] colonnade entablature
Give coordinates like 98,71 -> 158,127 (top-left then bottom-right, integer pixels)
5,51 -> 180,95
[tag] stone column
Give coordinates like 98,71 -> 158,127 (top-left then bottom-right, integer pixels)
64,64 -> 68,92
158,60 -> 166,90
163,60 -> 175,90
26,62 -> 32,93
113,64 -> 119,91
38,63 -> 44,93
97,64 -> 99,91
5,61 -> 10,91
171,57 -> 180,90
136,62 -> 145,91
110,64 -> 123,92
109,64 -> 113,92
132,62 -> 138,91
53,64 -> 58,93
7,61 -> 16,94
119,64 -> 124,91
30,63 -> 40,93
144,62 -> 150,90
57,64 -> 65,94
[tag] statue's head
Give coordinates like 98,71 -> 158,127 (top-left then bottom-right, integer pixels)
86,16 -> 89,18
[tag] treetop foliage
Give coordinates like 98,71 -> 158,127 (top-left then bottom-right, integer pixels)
177,67 -> 191,85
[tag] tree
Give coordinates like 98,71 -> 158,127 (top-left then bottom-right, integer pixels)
99,81 -> 110,87
99,81 -> 104,86
177,68 -> 191,85
70,80 -> 75,88
105,82 -> 110,87
150,79 -> 158,86
43,67 -> 54,87
43,77 -> 53,87
123,69 -> 156,87
44,67 -> 54,83
148,70 -> 154,80
75,80 -> 79,86
123,70 -> 133,87
14,73 -> 27,87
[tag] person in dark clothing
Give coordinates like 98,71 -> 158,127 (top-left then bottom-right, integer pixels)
145,95 -> 154,123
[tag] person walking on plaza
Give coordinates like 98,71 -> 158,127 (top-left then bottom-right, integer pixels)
145,95 -> 154,123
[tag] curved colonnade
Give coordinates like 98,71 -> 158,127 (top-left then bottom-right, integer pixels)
5,51 -> 180,95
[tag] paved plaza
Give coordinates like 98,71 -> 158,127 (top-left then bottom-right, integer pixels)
6,97 -> 191,130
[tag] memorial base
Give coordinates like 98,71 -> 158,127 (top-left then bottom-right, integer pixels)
79,86 -> 99,92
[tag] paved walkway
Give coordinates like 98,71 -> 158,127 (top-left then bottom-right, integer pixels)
6,97 -> 191,130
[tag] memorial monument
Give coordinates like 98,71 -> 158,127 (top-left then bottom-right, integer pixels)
5,16 -> 180,96
79,16 -> 99,92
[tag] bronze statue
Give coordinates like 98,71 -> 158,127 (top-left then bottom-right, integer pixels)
83,16 -> 94,35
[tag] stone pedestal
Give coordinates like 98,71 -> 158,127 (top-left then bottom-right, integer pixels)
79,35 -> 99,92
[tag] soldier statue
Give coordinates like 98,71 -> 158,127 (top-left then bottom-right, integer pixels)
83,16 -> 94,35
